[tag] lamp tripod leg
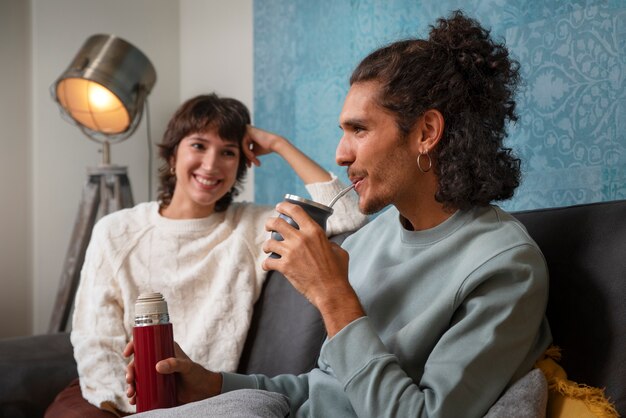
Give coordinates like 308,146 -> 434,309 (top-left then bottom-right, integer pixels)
100,171 -> 135,215
48,168 -> 136,333
118,173 -> 135,209
48,175 -> 101,333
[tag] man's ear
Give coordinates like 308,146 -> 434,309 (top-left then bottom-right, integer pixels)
414,109 -> 444,153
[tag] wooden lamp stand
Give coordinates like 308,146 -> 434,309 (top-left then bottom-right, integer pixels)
48,165 -> 134,333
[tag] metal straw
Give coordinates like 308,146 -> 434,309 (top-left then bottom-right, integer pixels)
328,184 -> 356,208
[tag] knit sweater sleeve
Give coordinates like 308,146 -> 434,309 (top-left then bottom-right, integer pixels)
320,244 -> 550,418
305,173 -> 367,235
70,216 -> 135,413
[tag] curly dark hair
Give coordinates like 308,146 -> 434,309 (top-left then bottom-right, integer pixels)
350,10 -> 521,210
157,94 -> 250,212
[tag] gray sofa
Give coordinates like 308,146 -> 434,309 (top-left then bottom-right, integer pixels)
1,200 -> 625,417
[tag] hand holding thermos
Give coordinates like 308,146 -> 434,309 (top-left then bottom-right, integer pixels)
125,292 -> 222,411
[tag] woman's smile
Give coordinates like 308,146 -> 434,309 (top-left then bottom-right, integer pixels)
193,174 -> 221,188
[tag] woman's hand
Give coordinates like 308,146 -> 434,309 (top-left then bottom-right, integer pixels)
242,125 -> 288,168
124,340 -> 222,406
242,125 -> 331,184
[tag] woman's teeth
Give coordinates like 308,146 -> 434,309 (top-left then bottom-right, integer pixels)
196,177 -> 219,186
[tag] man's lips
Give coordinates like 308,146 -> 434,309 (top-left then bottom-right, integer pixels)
350,177 -> 364,193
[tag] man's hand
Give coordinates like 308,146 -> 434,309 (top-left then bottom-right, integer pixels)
123,340 -> 222,406
263,202 -> 365,337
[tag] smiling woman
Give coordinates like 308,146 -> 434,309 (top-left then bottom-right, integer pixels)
43,93 -> 367,418
163,132 -> 243,219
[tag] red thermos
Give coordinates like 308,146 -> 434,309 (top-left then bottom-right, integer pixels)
132,292 -> 177,412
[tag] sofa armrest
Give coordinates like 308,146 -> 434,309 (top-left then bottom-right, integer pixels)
513,199 -> 626,416
0,332 -> 77,418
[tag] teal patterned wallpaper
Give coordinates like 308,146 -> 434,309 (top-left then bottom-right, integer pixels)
253,0 -> 625,211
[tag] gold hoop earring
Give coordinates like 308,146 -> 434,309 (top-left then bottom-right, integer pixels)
417,153 -> 432,173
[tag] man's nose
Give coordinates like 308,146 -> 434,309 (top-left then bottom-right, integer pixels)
336,135 -> 354,167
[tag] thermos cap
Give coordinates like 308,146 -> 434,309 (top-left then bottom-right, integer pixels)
135,292 -> 169,317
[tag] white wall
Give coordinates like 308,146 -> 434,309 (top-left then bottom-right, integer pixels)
179,0 -> 254,201
0,0 -> 32,337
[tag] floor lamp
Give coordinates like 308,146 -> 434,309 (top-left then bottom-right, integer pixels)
48,34 -> 156,333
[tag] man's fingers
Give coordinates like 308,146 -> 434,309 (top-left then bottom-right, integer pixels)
275,202 -> 322,233
156,358 -> 175,374
155,356 -> 193,375
126,383 -> 136,399
123,340 -> 135,358
126,373 -> 136,402
265,214 -> 301,239
126,359 -> 135,383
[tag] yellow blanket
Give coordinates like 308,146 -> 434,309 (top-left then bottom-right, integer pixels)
535,346 -> 619,418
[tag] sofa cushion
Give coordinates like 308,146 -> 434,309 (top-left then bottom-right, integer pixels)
513,199 -> 626,415
237,232 -> 351,377
236,267 -> 326,377
0,332 -> 77,418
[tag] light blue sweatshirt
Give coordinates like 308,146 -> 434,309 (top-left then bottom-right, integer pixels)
223,205 -> 552,417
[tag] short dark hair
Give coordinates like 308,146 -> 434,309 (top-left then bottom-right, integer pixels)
157,94 -> 250,212
350,10 -> 522,210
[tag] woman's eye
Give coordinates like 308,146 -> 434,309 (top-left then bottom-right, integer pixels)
222,150 -> 237,157
191,143 -> 205,150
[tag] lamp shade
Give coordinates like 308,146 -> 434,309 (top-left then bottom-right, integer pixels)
52,34 -> 156,143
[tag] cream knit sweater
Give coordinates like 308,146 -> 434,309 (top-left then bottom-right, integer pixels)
71,176 -> 366,413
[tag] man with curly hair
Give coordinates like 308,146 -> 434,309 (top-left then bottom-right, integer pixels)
126,11 -> 552,418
